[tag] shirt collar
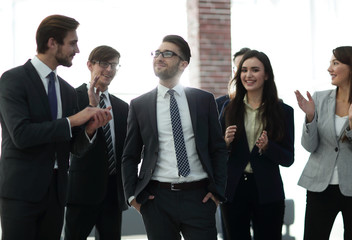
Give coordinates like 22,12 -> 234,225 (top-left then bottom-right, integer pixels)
243,94 -> 263,111
31,56 -> 57,80
86,83 -> 109,98
157,83 -> 184,98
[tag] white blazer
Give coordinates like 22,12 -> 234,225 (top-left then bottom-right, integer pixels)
298,89 -> 352,196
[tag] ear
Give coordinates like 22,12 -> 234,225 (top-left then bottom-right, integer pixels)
47,37 -> 57,50
179,60 -> 189,71
87,60 -> 93,71
265,74 -> 269,81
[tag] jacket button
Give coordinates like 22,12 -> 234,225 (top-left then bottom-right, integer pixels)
335,147 -> 338,152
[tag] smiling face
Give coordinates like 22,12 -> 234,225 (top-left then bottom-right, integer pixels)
240,57 -> 268,95
328,54 -> 351,88
55,30 -> 79,67
88,57 -> 119,92
153,41 -> 188,88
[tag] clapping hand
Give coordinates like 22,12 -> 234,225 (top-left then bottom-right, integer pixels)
294,90 -> 315,123
88,75 -> 101,107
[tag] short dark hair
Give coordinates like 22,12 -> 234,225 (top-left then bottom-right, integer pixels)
163,35 -> 191,63
233,47 -> 251,61
88,45 -> 120,62
36,15 -> 79,54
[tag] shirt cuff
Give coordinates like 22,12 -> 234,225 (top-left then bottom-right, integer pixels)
66,118 -> 72,137
85,129 -> 97,144
128,196 -> 135,205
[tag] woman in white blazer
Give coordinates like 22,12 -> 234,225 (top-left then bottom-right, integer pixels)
295,46 -> 352,240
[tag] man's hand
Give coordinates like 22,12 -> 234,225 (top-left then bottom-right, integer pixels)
68,106 -> 112,133
131,196 -> 155,213
88,75 -> 101,107
85,106 -> 112,137
202,192 -> 220,207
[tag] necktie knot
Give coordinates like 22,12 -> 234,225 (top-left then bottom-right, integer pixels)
168,89 -> 175,97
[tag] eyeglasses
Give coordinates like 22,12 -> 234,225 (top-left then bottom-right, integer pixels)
151,50 -> 184,61
92,61 -> 121,70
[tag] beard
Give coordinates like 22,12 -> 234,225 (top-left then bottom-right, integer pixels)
55,46 -> 73,67
154,60 -> 181,80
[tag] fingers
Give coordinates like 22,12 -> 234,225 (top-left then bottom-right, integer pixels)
256,130 -> 268,151
202,192 -> 220,207
202,192 -> 212,203
306,91 -> 313,101
225,125 -> 237,145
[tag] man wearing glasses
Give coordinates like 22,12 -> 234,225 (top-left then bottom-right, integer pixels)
122,35 -> 227,240
64,45 -> 129,240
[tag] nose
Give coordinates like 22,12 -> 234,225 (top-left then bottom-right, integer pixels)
106,64 -> 113,71
75,45 -> 80,54
327,64 -> 332,73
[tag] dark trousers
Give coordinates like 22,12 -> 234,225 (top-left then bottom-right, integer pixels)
220,173 -> 284,240
64,175 -> 122,240
304,185 -> 352,240
0,171 -> 64,240
140,183 -> 218,240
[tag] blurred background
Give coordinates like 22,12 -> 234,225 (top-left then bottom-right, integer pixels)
1,0 -> 352,239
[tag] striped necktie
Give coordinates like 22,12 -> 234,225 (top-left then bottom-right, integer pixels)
99,94 -> 116,175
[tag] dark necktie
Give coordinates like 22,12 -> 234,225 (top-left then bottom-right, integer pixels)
47,72 -> 57,120
99,94 -> 116,175
168,89 -> 190,177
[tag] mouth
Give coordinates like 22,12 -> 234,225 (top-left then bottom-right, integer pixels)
244,80 -> 256,85
101,74 -> 113,79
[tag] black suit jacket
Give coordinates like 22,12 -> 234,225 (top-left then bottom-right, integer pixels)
67,84 -> 128,211
0,60 -> 90,205
221,100 -> 294,204
122,87 -> 228,204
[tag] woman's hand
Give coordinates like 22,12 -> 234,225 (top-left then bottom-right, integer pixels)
256,130 -> 268,153
225,125 -> 237,147
294,90 -> 315,123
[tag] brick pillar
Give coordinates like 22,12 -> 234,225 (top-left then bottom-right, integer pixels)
187,0 -> 232,98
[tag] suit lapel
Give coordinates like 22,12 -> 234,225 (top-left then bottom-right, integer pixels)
24,60 -> 51,119
109,95 -> 123,146
184,88 -> 197,137
59,77 -> 70,117
147,88 -> 158,139
327,90 -> 338,141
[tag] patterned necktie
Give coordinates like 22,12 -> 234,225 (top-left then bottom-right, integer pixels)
168,89 -> 190,177
47,72 -> 57,120
99,94 -> 116,175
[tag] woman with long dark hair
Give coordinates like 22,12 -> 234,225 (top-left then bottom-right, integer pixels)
295,46 -> 352,239
220,50 -> 294,239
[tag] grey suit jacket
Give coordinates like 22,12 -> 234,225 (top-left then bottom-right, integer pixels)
122,87 -> 228,204
298,89 -> 352,196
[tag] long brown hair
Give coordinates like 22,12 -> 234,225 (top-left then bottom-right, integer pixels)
224,50 -> 285,143
333,46 -> 352,103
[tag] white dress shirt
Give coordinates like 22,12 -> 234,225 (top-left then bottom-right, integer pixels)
31,56 -> 70,168
329,114 -> 349,184
151,84 -> 208,183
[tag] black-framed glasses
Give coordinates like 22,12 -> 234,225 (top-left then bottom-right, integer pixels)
151,50 -> 184,61
93,61 -> 121,70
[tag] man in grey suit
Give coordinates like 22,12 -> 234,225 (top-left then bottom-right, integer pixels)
122,35 -> 228,240
0,15 -> 111,240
